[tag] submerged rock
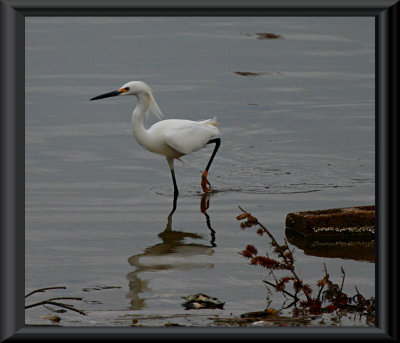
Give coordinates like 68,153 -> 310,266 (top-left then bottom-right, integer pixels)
285,206 -> 375,241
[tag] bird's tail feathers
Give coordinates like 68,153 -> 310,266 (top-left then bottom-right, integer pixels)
206,116 -> 218,127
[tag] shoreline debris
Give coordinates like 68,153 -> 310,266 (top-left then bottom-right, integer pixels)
182,293 -> 225,310
236,206 -> 375,325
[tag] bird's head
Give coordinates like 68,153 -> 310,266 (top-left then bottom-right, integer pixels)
90,81 -> 151,100
118,81 -> 153,97
90,81 -> 163,119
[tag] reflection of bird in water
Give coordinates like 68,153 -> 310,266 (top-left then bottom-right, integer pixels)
126,193 -> 216,310
91,81 -> 221,195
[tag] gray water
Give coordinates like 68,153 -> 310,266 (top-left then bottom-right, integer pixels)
25,17 -> 375,326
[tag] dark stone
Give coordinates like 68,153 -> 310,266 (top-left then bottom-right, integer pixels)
285,206 -> 375,241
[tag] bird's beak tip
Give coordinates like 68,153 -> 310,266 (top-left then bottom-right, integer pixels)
90,90 -> 122,101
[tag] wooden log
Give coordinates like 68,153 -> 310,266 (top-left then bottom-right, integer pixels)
285,206 -> 375,241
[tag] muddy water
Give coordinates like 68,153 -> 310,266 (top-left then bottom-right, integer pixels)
25,17 -> 374,326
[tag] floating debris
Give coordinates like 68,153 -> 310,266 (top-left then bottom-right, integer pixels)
82,285 -> 122,292
250,320 -> 274,326
234,71 -> 263,77
241,308 -> 279,318
285,206 -> 375,241
41,314 -> 61,323
256,33 -> 282,39
213,314 -> 310,327
182,293 -> 225,310
164,322 -> 184,327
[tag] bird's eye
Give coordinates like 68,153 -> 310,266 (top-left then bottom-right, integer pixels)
124,87 -> 130,91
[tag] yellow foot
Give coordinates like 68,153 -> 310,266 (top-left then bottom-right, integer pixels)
201,170 -> 211,193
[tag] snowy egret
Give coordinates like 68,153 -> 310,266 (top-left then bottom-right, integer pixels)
90,81 -> 220,195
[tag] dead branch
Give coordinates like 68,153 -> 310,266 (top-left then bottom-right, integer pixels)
25,287 -> 86,316
340,267 -> 345,292
263,280 -> 298,301
25,286 -> 67,298
47,297 -> 83,301
25,300 -> 86,315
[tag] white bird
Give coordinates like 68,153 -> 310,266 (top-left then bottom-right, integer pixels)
90,81 -> 220,195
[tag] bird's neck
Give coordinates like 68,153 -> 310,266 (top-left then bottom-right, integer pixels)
131,93 -> 150,147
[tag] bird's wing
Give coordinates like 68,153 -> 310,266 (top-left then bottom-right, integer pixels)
163,120 -> 219,155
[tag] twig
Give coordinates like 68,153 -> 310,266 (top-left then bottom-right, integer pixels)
25,300 -> 86,315
41,298 -> 83,314
323,263 -> 328,276
25,286 -> 67,298
340,267 -> 345,292
317,263 -> 329,301
317,285 -> 325,302
281,300 -> 298,310
48,297 -> 83,301
263,280 -> 298,301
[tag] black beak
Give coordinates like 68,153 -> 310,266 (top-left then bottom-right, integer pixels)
90,90 -> 122,101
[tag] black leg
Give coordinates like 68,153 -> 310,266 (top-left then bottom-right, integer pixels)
167,157 -> 179,196
205,138 -> 221,172
168,191 -> 178,217
201,138 -> 221,193
170,168 -> 179,196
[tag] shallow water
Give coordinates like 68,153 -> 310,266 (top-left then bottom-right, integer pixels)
25,17 -> 375,326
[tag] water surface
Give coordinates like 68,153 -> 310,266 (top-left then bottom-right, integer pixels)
25,17 -> 375,326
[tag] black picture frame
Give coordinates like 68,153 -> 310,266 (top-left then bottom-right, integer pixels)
1,0 -> 398,340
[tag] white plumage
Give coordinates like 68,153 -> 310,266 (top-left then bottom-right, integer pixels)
149,118 -> 219,157
91,81 -> 221,195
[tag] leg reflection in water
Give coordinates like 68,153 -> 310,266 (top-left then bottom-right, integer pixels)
200,193 -> 216,247
126,193 -> 217,310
